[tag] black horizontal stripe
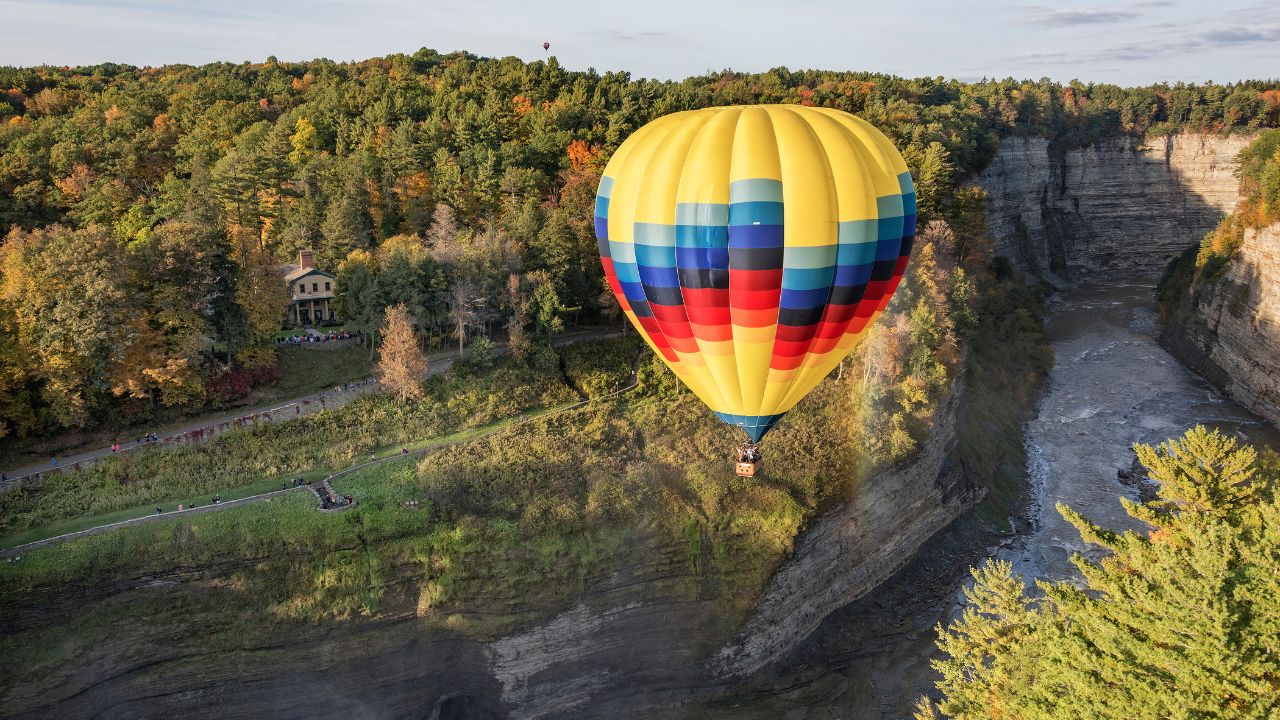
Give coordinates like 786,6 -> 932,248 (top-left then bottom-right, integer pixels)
828,284 -> 867,306
871,259 -> 898,282
778,306 -> 826,328
729,246 -> 785,271
642,284 -> 685,307
678,267 -> 729,291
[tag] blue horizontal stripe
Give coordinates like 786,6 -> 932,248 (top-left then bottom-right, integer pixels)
638,265 -> 679,288
729,224 -> 784,248
676,224 -> 729,248
902,191 -> 917,216
834,263 -> 874,286
729,201 -> 784,227
903,213 -> 917,238
714,410 -> 786,442
634,243 -> 676,268
594,195 -> 610,217
676,246 -> 729,270
594,217 -> 609,243
875,236 -> 903,262
838,241 -> 879,267
613,259 -> 641,284
782,266 -> 835,290
877,217 -> 905,244
779,287 -> 830,309
619,279 -> 647,303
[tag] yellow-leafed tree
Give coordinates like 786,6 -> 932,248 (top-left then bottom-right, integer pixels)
377,303 -> 427,403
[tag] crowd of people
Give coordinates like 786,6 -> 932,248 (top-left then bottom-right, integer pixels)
276,330 -> 359,345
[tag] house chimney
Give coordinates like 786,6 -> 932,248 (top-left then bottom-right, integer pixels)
299,250 -> 315,269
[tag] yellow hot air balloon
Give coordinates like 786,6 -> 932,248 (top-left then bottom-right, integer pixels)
594,105 -> 915,462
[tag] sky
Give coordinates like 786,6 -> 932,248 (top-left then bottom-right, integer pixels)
0,0 -> 1278,86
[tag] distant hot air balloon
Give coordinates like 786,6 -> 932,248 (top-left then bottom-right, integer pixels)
594,105 -> 915,468
543,42 -> 551,52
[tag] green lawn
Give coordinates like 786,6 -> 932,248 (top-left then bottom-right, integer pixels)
275,343 -> 374,395
0,392 -> 589,552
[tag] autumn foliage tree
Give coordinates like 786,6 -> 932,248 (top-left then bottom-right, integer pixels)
376,303 -> 427,403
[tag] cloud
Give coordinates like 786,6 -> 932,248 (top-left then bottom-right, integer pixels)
1006,21 -> 1280,67
1024,8 -> 1146,25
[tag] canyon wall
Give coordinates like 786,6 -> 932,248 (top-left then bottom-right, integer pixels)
1161,223 -> 1280,427
981,134 -> 1251,281
488,385 -> 980,718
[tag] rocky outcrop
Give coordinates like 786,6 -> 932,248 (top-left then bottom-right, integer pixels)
1161,224 -> 1280,427
487,386 -> 979,718
981,134 -> 1252,281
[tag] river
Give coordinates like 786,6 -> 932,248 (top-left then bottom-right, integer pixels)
710,282 -> 1279,719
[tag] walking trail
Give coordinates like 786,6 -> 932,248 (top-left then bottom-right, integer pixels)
0,329 -> 617,489
1,342 -> 640,558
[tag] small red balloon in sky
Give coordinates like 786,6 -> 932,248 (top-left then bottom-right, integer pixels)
543,42 -> 550,52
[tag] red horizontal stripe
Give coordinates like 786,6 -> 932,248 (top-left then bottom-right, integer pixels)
729,268 -> 783,291
680,287 -> 729,306
769,353 -> 806,370
775,323 -> 819,342
685,304 -> 731,327
731,288 -> 782,311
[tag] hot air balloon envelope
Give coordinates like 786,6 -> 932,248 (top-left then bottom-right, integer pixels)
594,105 -> 915,442
543,42 -> 551,51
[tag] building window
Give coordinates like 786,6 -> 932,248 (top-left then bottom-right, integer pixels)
296,282 -> 304,295
325,281 -> 331,292
312,282 -> 318,292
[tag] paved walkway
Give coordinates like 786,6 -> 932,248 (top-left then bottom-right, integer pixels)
0,341 -> 639,558
0,329 -> 618,490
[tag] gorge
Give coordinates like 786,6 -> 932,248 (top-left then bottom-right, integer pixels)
3,131 -> 1278,720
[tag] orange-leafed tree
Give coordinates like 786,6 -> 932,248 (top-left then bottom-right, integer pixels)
377,303 -> 427,403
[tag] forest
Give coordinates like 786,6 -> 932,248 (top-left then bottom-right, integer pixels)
1,49 -> 1278,440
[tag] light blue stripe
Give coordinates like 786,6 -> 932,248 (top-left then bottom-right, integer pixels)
876,195 -> 903,219
594,195 -> 610,217
837,219 -> 877,245
784,245 -> 839,269
897,172 -> 913,194
729,178 -> 783,203
597,175 -> 615,197
675,202 -> 729,226
633,223 -> 675,246
610,240 -> 637,264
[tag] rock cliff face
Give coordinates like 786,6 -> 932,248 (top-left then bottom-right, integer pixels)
1161,224 -> 1280,427
981,134 -> 1251,281
488,386 -> 979,718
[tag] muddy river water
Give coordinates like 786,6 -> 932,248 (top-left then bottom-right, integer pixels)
713,283 -> 1278,719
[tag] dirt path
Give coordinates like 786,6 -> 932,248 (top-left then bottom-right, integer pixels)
1,343 -> 640,558
0,329 -> 619,490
